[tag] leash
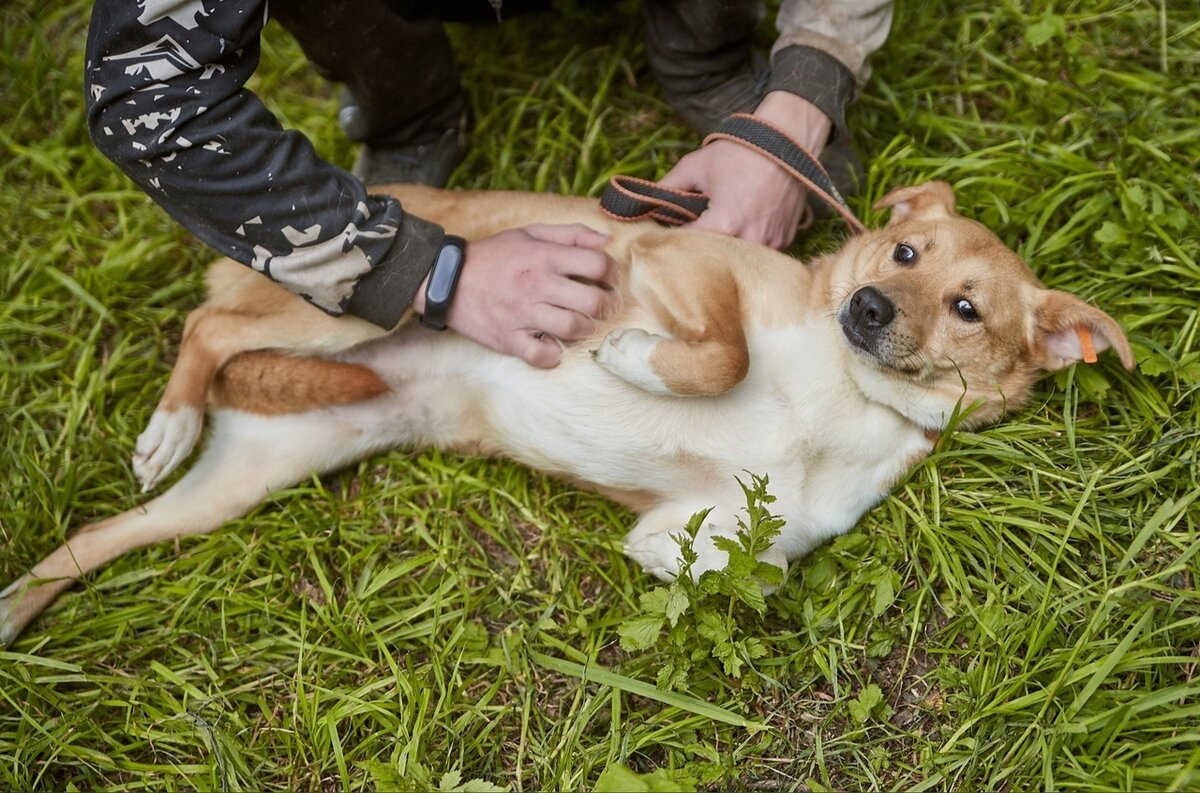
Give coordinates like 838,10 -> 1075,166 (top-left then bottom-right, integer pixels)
600,112 -> 866,236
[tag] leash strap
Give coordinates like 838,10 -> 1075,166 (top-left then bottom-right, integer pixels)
600,112 -> 865,235
704,114 -> 865,235
598,175 -> 709,226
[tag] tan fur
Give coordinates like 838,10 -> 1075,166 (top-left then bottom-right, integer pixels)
0,181 -> 1135,644
157,264 -> 384,414
629,234 -> 750,395
212,351 -> 390,414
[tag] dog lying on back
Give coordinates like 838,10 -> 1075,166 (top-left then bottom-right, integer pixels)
0,181 -> 1133,643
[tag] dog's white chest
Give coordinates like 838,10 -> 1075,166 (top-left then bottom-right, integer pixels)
350,320 -> 931,560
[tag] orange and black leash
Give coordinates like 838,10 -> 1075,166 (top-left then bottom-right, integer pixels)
599,113 -> 866,236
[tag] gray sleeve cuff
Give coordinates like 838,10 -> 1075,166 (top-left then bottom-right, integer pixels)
345,210 -> 444,329
765,45 -> 857,142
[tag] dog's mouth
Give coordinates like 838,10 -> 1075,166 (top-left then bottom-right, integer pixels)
839,318 -> 926,377
841,322 -> 876,356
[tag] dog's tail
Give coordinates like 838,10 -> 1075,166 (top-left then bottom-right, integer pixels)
211,351 -> 390,415
0,407 -> 385,645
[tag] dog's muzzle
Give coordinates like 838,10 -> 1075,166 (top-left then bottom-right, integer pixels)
840,286 -> 895,354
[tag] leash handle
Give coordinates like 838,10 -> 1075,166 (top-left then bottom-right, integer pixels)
599,175 -> 709,226
599,112 -> 865,236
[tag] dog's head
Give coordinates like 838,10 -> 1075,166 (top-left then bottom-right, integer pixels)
833,181 -> 1134,430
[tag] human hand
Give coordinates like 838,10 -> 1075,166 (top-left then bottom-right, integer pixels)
414,224 -> 618,368
659,91 -> 833,250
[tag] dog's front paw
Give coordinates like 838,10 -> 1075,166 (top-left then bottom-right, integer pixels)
626,526 -> 790,595
593,328 -> 671,395
624,529 -> 685,581
133,407 -> 203,491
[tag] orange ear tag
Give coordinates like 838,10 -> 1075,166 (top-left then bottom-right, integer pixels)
1077,327 -> 1098,364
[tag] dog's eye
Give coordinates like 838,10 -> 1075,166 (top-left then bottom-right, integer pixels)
893,243 -> 917,264
953,298 -> 981,322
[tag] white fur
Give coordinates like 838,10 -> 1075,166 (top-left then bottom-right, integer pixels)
593,328 -> 672,395
133,406 -> 203,490
340,317 -> 934,580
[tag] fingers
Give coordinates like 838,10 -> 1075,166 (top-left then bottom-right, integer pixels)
690,208 -> 739,236
519,223 -> 619,287
662,149 -> 763,240
658,150 -> 706,191
513,332 -> 563,369
548,247 -> 618,290
694,211 -> 792,249
523,222 -> 610,250
527,302 -> 596,343
691,208 -> 785,248
552,275 -> 617,318
661,139 -> 812,250
445,224 -> 623,369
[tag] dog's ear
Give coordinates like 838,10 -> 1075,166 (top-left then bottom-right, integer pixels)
873,181 -> 958,224
1031,290 -> 1134,372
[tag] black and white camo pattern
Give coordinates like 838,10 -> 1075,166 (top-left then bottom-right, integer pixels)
85,0 -> 429,323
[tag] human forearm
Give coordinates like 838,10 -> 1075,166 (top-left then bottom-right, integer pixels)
767,0 -> 894,142
84,0 -> 440,328
752,90 -> 833,157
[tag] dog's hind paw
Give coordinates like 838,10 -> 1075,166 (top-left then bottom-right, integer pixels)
593,328 -> 672,395
133,407 -> 203,491
0,576 -> 30,647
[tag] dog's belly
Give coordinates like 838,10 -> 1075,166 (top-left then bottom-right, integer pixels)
484,358 -> 794,495
340,328 -> 799,494
339,323 -> 932,556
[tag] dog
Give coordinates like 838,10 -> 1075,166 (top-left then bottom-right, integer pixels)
0,181 -> 1133,643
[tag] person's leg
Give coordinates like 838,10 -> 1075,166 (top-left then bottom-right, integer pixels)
270,0 -> 467,185
643,0 -> 863,212
642,0 -> 766,135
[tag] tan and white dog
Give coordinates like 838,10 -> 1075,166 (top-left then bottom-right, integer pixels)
0,182 -> 1133,643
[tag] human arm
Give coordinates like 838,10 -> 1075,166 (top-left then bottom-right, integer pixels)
660,0 -> 894,249
84,0 -> 439,328
85,2 -> 616,365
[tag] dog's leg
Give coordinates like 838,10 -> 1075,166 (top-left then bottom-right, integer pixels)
135,300 -> 381,491
1,407 -> 387,645
594,259 -> 749,397
624,503 -> 789,591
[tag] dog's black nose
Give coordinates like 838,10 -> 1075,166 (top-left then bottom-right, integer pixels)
849,287 -> 895,328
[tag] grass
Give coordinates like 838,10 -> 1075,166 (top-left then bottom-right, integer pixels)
1,0 -> 1198,790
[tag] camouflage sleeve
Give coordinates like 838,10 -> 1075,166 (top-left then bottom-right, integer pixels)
84,0 -> 440,329
765,0 -> 894,141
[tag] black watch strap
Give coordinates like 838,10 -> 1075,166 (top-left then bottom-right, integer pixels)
419,235 -> 467,331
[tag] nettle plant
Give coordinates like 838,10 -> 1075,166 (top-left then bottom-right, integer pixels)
618,474 -> 786,689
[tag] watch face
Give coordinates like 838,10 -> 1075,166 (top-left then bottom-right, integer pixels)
427,242 -> 465,304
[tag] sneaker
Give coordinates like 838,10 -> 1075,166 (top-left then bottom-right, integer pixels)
351,127 -> 465,187
665,52 -> 768,137
339,87 -> 466,187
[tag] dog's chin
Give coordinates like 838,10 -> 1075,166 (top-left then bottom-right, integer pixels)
840,323 -> 875,356
840,324 -> 925,377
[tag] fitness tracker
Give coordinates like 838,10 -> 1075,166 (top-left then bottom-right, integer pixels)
419,235 -> 467,331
